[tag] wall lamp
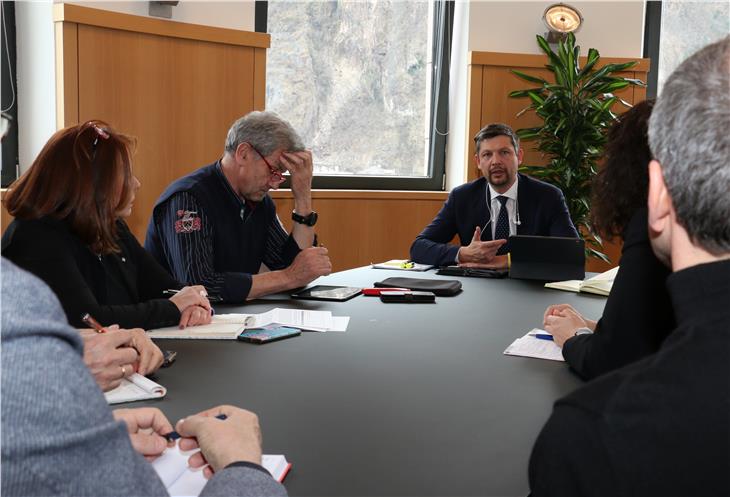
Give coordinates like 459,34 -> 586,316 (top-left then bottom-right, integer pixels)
542,3 -> 583,43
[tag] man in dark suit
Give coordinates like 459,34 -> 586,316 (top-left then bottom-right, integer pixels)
529,37 -> 730,496
410,123 -> 577,267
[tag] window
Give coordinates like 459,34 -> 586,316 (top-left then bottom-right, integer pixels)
262,0 -> 453,190
1,0 -> 18,187
654,1 -> 729,94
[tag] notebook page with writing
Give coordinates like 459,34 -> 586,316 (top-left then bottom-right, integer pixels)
104,373 -> 166,404
503,329 -> 565,362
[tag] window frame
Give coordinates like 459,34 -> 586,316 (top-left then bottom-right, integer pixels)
1,0 -> 19,188
258,0 -> 454,191
643,0 -> 662,100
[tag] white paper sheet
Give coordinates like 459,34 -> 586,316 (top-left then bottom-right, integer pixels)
503,329 -> 565,362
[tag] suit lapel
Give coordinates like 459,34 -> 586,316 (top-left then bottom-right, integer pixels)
516,174 -> 532,235
475,180 -> 492,241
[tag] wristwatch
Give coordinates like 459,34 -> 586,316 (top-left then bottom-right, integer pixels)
292,210 -> 318,227
574,327 -> 593,336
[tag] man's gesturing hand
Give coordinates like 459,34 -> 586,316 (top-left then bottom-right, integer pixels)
457,226 -> 507,264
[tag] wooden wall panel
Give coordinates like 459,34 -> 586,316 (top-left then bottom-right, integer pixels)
271,191 -> 448,272
466,51 -> 650,272
75,25 -> 256,240
54,4 -> 270,241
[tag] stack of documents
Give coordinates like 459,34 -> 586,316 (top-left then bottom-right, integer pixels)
153,441 -> 291,496
544,266 -> 619,296
147,308 -> 350,339
371,259 -> 433,271
503,329 -> 565,362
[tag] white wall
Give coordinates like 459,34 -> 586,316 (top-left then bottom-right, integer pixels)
445,0 -> 646,189
468,1 -> 645,56
15,1 -> 56,176
67,1 -> 255,31
15,0 -> 255,173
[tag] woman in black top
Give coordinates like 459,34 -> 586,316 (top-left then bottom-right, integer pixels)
542,101 -> 675,380
2,120 -> 212,333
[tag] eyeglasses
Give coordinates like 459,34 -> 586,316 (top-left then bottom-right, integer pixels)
249,143 -> 285,182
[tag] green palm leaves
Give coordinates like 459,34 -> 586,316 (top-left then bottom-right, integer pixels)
509,33 -> 644,262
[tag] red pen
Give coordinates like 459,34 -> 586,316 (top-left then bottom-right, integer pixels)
81,313 -> 106,333
362,288 -> 412,296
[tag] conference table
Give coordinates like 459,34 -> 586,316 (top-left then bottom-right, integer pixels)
138,266 -> 607,496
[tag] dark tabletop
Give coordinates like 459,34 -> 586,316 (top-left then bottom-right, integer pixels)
140,267 -> 607,496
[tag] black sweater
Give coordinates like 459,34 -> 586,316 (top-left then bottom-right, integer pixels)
562,208 -> 675,379
2,217 -> 181,329
530,259 -> 730,496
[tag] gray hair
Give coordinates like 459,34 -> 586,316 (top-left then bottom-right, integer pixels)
474,123 -> 520,154
648,36 -> 730,254
224,111 -> 305,157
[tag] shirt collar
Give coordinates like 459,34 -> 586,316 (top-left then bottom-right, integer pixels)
488,174 -> 519,202
214,160 -> 257,212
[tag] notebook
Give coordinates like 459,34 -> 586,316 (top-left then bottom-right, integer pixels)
104,373 -> 166,404
371,259 -> 434,271
503,329 -> 565,362
544,266 -> 618,296
508,235 -> 585,281
152,442 -> 291,496
147,308 -> 349,338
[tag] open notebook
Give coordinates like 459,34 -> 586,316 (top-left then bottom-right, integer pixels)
544,266 -> 619,296
104,373 -> 166,404
152,442 -> 291,496
147,308 -> 349,339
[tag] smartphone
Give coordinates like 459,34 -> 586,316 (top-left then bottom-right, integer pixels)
237,325 -> 301,344
379,291 -> 436,303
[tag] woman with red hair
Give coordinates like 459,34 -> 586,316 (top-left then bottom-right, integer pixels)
2,121 -> 212,375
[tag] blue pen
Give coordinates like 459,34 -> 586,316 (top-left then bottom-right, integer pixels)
534,334 -> 554,341
164,414 -> 227,441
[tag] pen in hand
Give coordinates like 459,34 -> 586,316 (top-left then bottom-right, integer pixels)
164,414 -> 228,441
81,313 -> 106,333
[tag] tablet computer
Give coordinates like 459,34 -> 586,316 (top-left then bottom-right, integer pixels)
291,285 -> 362,302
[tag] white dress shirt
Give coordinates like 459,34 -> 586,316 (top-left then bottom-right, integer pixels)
487,176 -> 519,240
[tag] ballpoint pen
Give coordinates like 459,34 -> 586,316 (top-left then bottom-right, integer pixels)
164,414 -> 228,441
534,333 -> 554,341
163,289 -> 223,303
81,313 -> 106,333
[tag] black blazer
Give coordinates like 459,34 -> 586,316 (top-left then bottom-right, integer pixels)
410,174 -> 578,266
561,208 -> 675,380
1,217 -> 181,329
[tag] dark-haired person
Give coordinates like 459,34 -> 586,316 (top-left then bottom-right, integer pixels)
145,111 -> 331,302
541,100 -> 675,380
410,123 -> 578,268
1,120 -> 212,337
529,36 -> 730,496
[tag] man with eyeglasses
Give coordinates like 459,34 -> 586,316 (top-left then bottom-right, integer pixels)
145,111 -> 331,302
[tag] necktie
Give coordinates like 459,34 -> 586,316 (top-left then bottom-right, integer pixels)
494,196 -> 510,255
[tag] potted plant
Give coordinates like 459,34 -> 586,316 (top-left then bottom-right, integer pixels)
509,32 -> 644,261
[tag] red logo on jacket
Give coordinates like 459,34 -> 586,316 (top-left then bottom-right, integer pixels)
174,210 -> 202,234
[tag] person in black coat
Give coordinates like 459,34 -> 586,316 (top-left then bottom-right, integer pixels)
541,100 -> 675,380
1,121 -> 213,377
530,37 -> 730,495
